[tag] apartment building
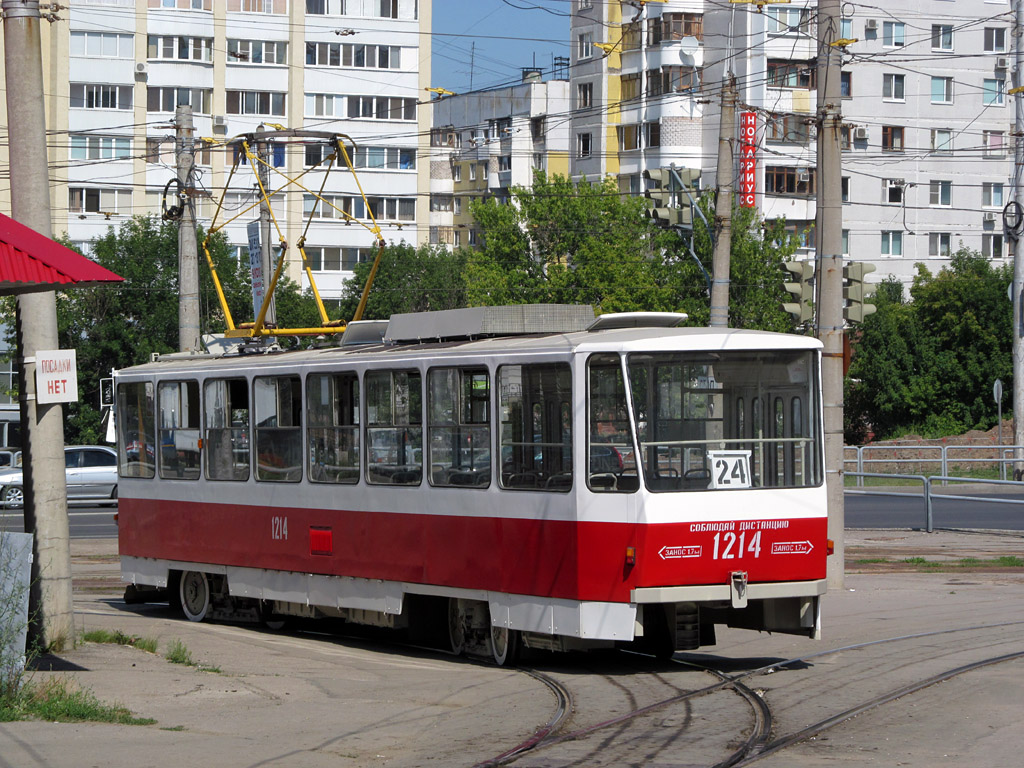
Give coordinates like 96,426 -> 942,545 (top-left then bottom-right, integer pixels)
427,71 -> 571,248
568,0 -> 1014,281
0,0 -> 431,303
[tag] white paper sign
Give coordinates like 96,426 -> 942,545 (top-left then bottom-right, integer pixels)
36,349 -> 78,404
708,450 -> 752,489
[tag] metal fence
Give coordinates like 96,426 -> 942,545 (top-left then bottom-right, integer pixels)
845,443 -> 1024,484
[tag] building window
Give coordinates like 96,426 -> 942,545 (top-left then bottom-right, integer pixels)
842,229 -> 850,257
305,93 -> 343,117
644,121 -> 660,148
840,125 -> 852,150
983,182 -> 1004,208
648,66 -> 700,96
577,32 -> 593,60
983,233 -> 1004,259
929,180 -> 952,207
378,0 -> 398,19
985,27 -> 1007,53
882,126 -> 904,152
840,18 -> 852,39
767,60 -> 815,89
882,21 -> 905,47
227,39 -> 287,65
68,187 -> 132,215
648,12 -> 704,43
346,95 -> 416,121
841,176 -> 850,202
70,135 -> 131,160
228,0 -> 287,13
928,233 -> 952,257
621,20 -> 641,50
984,78 -> 1006,106
931,129 -> 953,155
840,71 -> 852,98
931,76 -> 953,104
578,132 -> 592,159
304,246 -> 371,271
70,31 -> 133,58
882,73 -> 904,101
620,72 -> 641,101
764,166 -> 815,197
577,82 -> 593,109
147,86 -> 212,114
884,179 -> 904,205
226,89 -> 285,116
931,24 -> 953,51
305,42 -> 401,69
765,7 -> 811,35
469,163 -> 476,181
70,83 -> 133,110
984,130 -> 1005,157
148,35 -> 213,61
881,231 -> 903,256
617,124 -> 640,151
766,114 -> 810,144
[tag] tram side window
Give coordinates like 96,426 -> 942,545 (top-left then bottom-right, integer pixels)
254,375 -> 302,482
498,363 -> 572,491
158,380 -> 201,480
366,369 -> 422,485
428,367 -> 490,488
205,378 -> 250,481
587,354 -> 638,492
307,372 -> 359,484
116,381 -> 155,478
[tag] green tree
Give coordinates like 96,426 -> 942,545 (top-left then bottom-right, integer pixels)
337,242 -> 468,320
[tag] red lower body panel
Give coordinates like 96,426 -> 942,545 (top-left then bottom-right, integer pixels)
119,499 -> 827,604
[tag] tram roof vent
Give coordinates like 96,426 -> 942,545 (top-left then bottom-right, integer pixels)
586,312 -> 689,332
385,304 -> 595,343
340,319 -> 389,347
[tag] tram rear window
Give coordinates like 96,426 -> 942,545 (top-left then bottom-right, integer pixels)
307,372 -> 359,484
627,350 -> 821,491
498,363 -> 572,492
117,381 -> 155,479
428,367 -> 490,488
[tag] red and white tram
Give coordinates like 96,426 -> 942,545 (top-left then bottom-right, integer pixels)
116,306 -> 829,664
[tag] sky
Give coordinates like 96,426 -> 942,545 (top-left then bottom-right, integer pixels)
431,1 -> 572,94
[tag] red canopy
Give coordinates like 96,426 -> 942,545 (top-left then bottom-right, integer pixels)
0,211 -> 123,295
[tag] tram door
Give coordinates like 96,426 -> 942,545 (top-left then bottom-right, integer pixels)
727,385 -> 811,488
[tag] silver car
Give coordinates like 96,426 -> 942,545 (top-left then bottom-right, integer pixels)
0,445 -> 118,508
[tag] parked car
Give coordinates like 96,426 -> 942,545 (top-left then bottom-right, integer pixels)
0,445 -> 118,508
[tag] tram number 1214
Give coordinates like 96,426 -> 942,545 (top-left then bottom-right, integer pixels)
712,530 -> 762,560
271,516 -> 289,541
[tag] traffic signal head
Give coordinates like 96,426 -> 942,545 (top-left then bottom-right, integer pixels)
843,261 -> 877,323
676,168 -> 700,190
781,260 -> 813,323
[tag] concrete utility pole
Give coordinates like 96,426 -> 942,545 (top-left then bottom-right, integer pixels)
709,76 -> 737,328
176,104 -> 200,353
3,0 -> 75,650
255,124 -> 277,328
1012,0 -> 1024,469
816,0 -> 845,589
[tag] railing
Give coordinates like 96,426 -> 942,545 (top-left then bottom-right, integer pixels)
844,443 -> 1024,485
845,472 -> 1024,532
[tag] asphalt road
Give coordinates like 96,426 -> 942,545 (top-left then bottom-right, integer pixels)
0,504 -> 118,538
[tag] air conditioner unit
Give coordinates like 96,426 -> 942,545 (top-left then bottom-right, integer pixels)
853,126 -> 868,140
797,170 -> 811,182
984,211 -> 998,222
212,115 -> 226,128
865,19 -> 878,31
134,62 -> 148,75
995,56 -> 1010,70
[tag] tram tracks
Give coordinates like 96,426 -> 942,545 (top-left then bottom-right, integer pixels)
476,620 -> 1024,767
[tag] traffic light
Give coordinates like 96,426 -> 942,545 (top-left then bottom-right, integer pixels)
675,167 -> 700,191
643,168 -> 673,226
843,261 -> 877,323
782,260 -> 814,323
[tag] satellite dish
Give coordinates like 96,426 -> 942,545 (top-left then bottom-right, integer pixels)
678,36 -> 699,59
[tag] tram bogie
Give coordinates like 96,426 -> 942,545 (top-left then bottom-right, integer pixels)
116,306 -> 829,663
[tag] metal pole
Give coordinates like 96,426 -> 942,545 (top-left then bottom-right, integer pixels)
1013,0 -> 1024,477
256,124 -> 277,328
709,76 -> 736,328
2,0 -> 75,650
817,0 -> 845,587
176,105 -> 200,353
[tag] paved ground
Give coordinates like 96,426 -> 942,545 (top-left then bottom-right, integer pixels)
1,530 -> 1021,768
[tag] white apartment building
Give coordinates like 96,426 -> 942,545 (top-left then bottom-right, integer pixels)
0,0 -> 431,304
427,72 -> 571,248
569,1 -> 1014,283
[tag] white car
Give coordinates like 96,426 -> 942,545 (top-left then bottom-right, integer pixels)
0,445 -> 118,508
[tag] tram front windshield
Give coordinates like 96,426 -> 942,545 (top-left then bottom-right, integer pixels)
626,350 -> 821,492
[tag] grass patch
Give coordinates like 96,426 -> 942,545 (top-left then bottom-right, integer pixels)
995,556 -> 1024,567
82,629 -> 158,654
855,557 -> 889,564
0,677 -> 154,725
903,557 -> 928,564
164,639 -> 220,673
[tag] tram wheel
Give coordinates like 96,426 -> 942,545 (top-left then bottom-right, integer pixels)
448,598 -> 465,656
179,570 -> 211,622
489,622 -> 521,667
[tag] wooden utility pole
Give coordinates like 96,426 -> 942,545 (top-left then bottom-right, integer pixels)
3,0 -> 75,649
176,104 -> 200,352
709,76 -> 736,328
816,0 -> 845,589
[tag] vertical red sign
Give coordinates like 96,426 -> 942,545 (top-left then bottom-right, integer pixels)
739,112 -> 757,208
